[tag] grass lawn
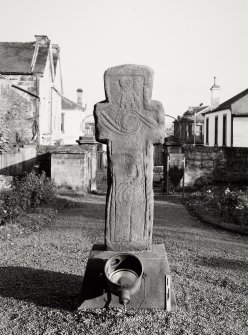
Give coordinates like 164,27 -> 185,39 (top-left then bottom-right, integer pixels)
0,195 -> 247,334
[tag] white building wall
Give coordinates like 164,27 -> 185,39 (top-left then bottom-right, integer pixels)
232,95 -> 248,115
205,109 -> 231,146
51,88 -> 62,142
233,117 -> 248,147
38,50 -> 63,145
39,60 -> 52,144
60,109 -> 83,144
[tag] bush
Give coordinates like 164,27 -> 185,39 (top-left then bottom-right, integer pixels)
186,184 -> 248,227
0,169 -> 54,225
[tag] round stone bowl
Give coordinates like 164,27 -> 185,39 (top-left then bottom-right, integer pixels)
104,253 -> 143,305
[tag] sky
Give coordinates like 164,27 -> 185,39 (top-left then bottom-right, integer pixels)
1,0 -> 248,122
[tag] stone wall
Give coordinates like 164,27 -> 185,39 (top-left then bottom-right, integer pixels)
184,146 -> 248,186
0,145 -> 37,175
50,145 -> 96,194
0,76 -> 38,150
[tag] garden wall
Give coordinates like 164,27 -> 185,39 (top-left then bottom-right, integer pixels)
184,146 -> 248,186
50,145 -> 97,194
0,145 -> 37,175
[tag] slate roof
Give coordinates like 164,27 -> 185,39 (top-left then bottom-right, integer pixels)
204,88 -> 248,114
214,88 -> 248,112
178,106 -> 209,123
61,96 -> 80,110
33,43 -> 50,74
184,105 -> 208,116
0,39 -> 50,74
0,42 -> 35,73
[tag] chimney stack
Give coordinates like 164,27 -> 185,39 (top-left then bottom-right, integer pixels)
77,88 -> 83,106
35,35 -> 49,45
210,77 -> 221,110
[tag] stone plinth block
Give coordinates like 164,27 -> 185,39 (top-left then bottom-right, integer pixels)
78,244 -> 177,311
94,65 -> 165,251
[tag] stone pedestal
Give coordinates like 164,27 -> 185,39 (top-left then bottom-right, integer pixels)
79,244 -> 176,311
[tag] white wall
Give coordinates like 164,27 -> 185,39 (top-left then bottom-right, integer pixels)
60,108 -> 83,144
39,48 -> 63,145
232,95 -> 248,115
204,109 -> 231,147
233,117 -> 248,147
51,88 -> 62,142
39,60 -> 52,143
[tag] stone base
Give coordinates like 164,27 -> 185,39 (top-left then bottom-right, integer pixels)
78,244 -> 177,311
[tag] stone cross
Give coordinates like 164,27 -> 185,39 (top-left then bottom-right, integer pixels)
94,65 -> 165,251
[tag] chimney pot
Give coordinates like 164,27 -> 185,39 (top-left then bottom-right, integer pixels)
77,88 -> 83,106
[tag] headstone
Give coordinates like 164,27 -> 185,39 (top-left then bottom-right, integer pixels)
94,64 -> 165,251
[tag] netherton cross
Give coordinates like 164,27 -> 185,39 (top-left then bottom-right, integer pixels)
94,64 -> 165,251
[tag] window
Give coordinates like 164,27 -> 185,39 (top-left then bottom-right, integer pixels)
198,125 -> 203,141
223,114 -> 227,146
61,113 -> 65,133
188,124 -> 192,138
214,116 -> 218,146
206,118 -> 209,144
186,125 -> 189,139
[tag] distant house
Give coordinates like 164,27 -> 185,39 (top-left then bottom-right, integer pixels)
0,35 -> 63,149
174,105 -> 210,145
204,80 -> 248,147
61,89 -> 86,144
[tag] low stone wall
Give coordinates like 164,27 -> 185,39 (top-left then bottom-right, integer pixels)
183,146 -> 248,186
0,145 -> 37,175
50,145 -> 97,194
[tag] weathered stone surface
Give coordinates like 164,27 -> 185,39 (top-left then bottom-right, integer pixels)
94,65 -> 165,251
0,77 -> 38,149
79,244 -> 176,310
51,145 -> 96,194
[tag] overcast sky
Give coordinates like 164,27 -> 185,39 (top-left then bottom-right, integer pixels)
1,0 -> 248,121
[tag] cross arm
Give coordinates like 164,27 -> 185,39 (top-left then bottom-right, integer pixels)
93,102 -> 112,144
145,100 -> 165,144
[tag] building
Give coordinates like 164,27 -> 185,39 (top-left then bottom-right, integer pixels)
174,105 -> 210,145
0,35 -> 63,149
61,89 -> 86,144
204,79 -> 248,147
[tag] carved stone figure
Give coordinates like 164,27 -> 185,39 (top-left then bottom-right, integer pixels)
94,65 -> 165,251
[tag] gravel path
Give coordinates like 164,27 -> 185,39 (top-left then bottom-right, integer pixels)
0,194 -> 247,334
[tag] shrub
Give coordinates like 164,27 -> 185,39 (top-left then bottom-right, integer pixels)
0,169 -> 54,225
187,185 -> 248,227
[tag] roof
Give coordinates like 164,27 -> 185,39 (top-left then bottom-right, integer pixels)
204,88 -> 248,114
33,43 -> 50,73
176,105 -> 209,123
0,37 -> 54,75
61,96 -> 80,110
0,42 -> 35,73
184,105 -> 208,116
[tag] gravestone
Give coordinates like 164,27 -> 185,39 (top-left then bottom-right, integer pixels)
94,65 -> 165,251
79,65 -> 176,310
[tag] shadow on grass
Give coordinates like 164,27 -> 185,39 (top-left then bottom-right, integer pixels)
154,194 -> 183,205
199,256 -> 248,270
60,202 -> 106,221
0,266 -> 84,311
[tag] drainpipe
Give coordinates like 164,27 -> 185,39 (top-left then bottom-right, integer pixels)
230,107 -> 233,147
